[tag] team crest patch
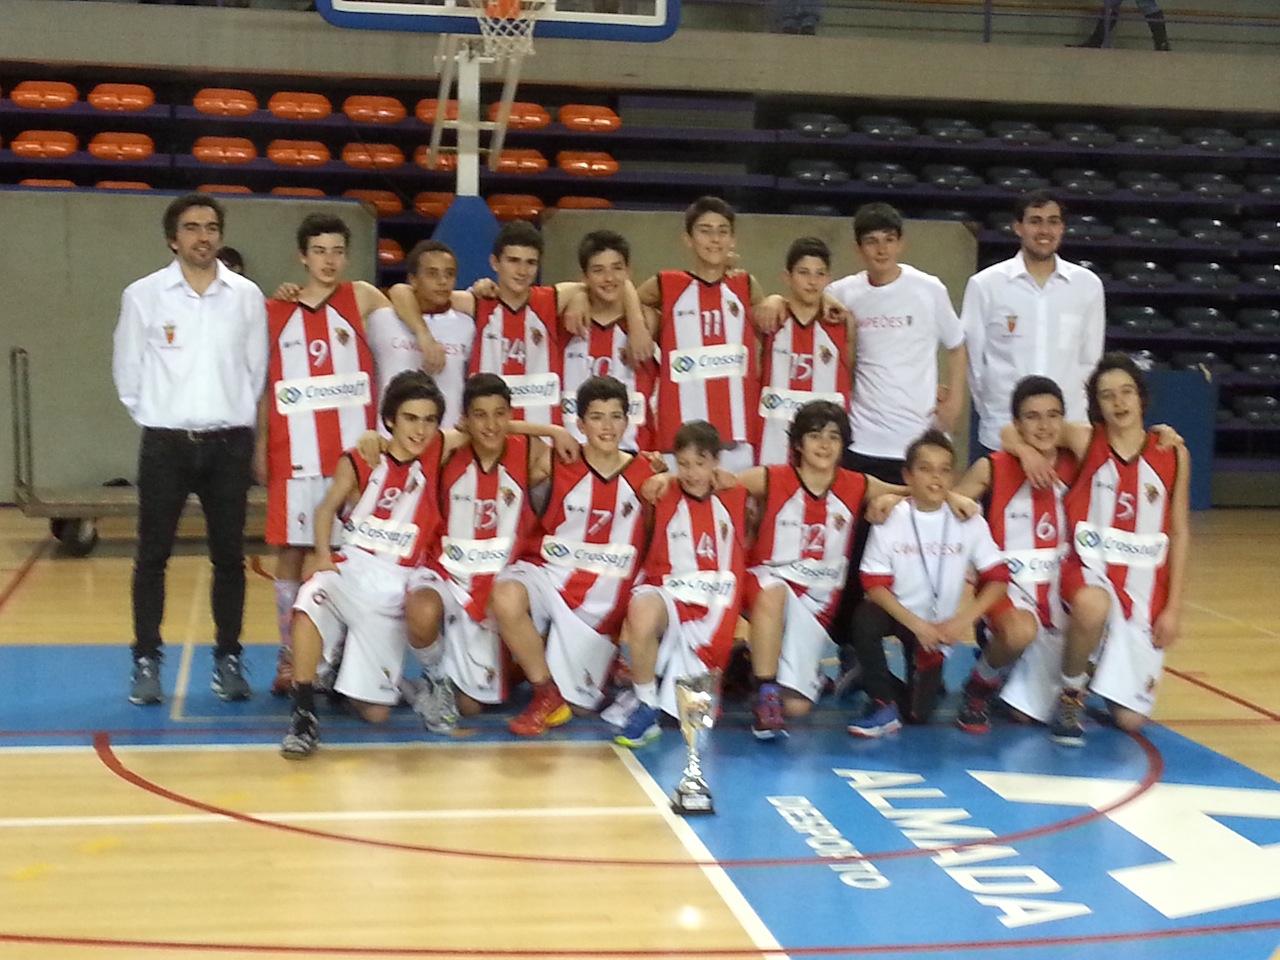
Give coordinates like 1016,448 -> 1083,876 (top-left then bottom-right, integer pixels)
500,486 -> 516,507
1145,483 -> 1159,504
1006,315 -> 1018,333
406,476 -> 419,494
336,327 -> 350,346
819,345 -> 834,365
1144,674 -> 1158,694
719,520 -> 729,541
163,322 -> 175,344
530,328 -> 544,346
622,501 -> 635,518
728,301 -> 740,318
833,513 -> 847,531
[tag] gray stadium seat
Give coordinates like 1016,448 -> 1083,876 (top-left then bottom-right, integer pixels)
1116,216 -> 1178,244
1113,260 -> 1175,287
1053,122 -> 1117,148
1183,127 -> 1247,152
1179,218 -> 1243,245
1246,174 -> 1280,196
789,113 -> 851,138
988,120 -> 1051,146
921,164 -> 984,190
1117,125 -> 1181,150
923,118 -> 984,143
1065,214 -> 1114,241
1053,168 -> 1116,196
855,162 -> 917,188
1248,129 -> 1280,151
1183,173 -> 1245,199
786,204 -> 842,217
987,166 -> 1050,192
1243,220 -> 1280,245
1171,351 -> 1233,377
1177,261 -> 1240,289
1237,308 -> 1280,335
985,211 -> 1016,236
920,209 -> 976,222
1111,305 -> 1174,335
1117,170 -> 1180,197
789,160 -> 850,185
1073,258 -> 1109,281
1232,394 -> 1280,425
1239,263 -> 1280,288
1174,306 -> 1236,335
1235,353 -> 1280,378
855,115 -> 918,140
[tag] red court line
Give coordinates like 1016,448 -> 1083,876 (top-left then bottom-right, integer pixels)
3,915 -> 1280,957
93,730 -> 1165,870
0,536 -> 50,613
1164,666 -> 1280,722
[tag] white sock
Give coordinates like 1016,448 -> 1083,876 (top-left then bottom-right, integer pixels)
1061,672 -> 1088,692
974,656 -> 1001,684
413,641 -> 445,679
634,680 -> 658,708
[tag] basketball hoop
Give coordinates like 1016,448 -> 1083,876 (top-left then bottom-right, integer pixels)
468,0 -> 547,60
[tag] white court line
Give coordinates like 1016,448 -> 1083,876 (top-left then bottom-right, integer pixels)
0,805 -> 661,830
1186,600 -> 1280,640
168,561 -> 207,721
613,746 -> 789,960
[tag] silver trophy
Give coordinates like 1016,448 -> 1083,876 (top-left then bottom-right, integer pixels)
671,672 -> 719,816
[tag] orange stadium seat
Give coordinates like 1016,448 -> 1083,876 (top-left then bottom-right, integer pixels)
197,184 -> 253,194
88,132 -> 155,161
343,189 -> 404,217
487,194 -> 545,221
11,130 -> 78,159
10,81 -> 78,109
557,151 -> 619,177
96,180 -> 152,190
194,88 -> 258,117
557,196 -> 613,210
193,137 -> 257,164
19,178 -> 76,188
341,142 -> 405,170
88,83 -> 155,112
414,192 -> 455,219
271,186 -> 326,198
494,149 -> 548,174
343,95 -> 407,124
490,101 -> 552,130
558,104 -> 621,133
268,140 -> 331,166
413,146 -> 457,172
268,92 -> 332,121
377,238 -> 405,264
415,99 -> 459,125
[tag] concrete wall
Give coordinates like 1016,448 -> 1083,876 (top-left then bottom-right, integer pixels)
1,191 -> 377,496
1,0 -> 1278,115
541,210 -> 977,454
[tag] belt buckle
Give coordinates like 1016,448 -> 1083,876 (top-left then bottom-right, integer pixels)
185,429 -> 201,443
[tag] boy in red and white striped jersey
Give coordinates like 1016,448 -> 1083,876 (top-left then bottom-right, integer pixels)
491,375 -> 658,736
281,371 -> 446,759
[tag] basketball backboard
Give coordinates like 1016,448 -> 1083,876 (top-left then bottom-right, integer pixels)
315,0 -> 679,42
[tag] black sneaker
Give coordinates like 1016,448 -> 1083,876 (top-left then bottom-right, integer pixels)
129,656 -> 162,705
212,653 -> 252,701
956,674 -> 998,735
281,708 -> 320,759
1049,689 -> 1086,746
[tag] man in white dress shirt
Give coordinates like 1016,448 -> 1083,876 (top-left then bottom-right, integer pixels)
112,194 -> 268,706
961,190 -> 1106,455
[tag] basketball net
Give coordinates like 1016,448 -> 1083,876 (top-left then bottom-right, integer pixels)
467,0 -> 547,60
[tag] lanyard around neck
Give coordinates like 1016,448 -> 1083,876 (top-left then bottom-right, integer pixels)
909,504 -> 950,621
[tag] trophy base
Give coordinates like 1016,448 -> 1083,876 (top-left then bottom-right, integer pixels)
671,790 -> 715,816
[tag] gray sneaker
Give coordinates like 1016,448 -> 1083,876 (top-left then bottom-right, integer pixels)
407,675 -> 459,733
281,708 -> 319,759
211,653 -> 252,702
129,656 -> 162,705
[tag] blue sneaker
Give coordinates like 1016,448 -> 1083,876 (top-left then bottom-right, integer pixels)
847,700 -> 902,739
614,701 -> 661,748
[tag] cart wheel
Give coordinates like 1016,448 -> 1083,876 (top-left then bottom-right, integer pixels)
55,518 -> 99,557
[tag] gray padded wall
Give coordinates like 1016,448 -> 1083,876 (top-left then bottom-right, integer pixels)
1,191 -> 378,496
541,210 -> 978,456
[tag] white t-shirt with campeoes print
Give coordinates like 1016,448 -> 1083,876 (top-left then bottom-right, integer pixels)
366,306 -> 475,431
827,264 -> 964,460
860,499 -> 1004,622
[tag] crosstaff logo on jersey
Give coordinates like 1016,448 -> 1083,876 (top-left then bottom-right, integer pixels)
343,517 -> 418,559
274,372 -> 372,415
663,570 -> 737,606
541,537 -> 637,578
503,373 -> 560,407
669,344 -> 749,382
760,387 -> 845,420
441,536 -> 514,574
1074,523 -> 1168,568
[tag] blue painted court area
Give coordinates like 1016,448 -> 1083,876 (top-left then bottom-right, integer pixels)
3,642 -> 1280,958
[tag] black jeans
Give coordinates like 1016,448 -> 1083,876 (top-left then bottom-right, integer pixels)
131,427 -> 253,661
848,599 -> 917,704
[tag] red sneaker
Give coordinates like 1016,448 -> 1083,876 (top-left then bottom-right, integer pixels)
508,681 -> 572,736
